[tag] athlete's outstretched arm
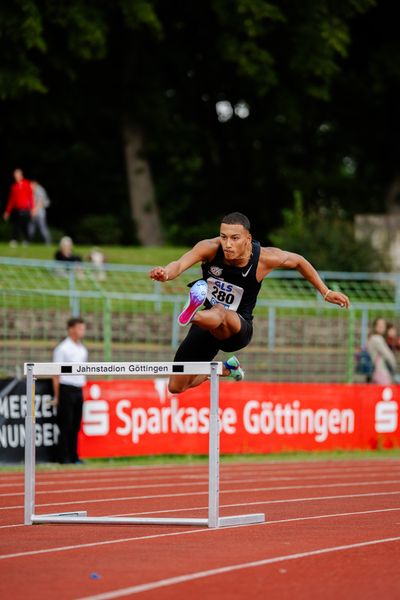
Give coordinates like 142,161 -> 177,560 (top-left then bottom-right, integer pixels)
149,239 -> 218,282
262,248 -> 350,308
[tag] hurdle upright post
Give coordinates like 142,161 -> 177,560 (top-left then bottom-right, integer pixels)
208,361 -> 220,528
24,363 -> 36,525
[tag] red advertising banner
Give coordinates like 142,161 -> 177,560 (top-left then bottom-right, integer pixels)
79,380 -> 400,458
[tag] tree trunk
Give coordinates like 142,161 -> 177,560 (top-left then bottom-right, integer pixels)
386,174 -> 400,214
123,123 -> 164,246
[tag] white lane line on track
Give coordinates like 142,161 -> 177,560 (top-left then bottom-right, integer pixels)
3,504 -> 400,532
2,469 -> 400,490
2,477 -> 400,499
0,471 -> 212,488
2,505 -> 400,531
1,464 -> 399,491
0,478 -> 243,498
2,507 -> 400,560
114,505 -> 400,520
2,481 -> 400,510
109,491 -> 400,517
1,460 -> 398,482
76,536 -> 400,600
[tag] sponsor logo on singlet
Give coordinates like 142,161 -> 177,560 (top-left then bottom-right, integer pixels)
209,266 -> 223,277
242,264 -> 253,277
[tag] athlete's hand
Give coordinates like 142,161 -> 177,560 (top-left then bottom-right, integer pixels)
324,290 -> 350,309
149,266 -> 169,282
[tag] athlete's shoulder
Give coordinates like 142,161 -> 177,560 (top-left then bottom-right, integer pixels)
259,246 -> 283,262
194,237 -> 220,260
257,246 -> 293,273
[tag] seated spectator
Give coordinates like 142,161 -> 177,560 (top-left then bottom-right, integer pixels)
54,236 -> 83,279
367,317 -> 397,385
88,247 -> 106,281
55,236 -> 82,262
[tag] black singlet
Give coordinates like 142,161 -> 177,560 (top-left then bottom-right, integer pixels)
201,240 -> 262,322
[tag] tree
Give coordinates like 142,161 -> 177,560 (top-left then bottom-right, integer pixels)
0,1 -> 165,244
1,0 -> 389,247
270,192 -> 388,271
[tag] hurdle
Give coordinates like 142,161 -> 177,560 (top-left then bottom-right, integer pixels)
24,361 -> 265,528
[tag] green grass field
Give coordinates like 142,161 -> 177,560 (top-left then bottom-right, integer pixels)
0,242 -> 189,265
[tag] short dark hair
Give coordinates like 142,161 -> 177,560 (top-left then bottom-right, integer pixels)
67,317 -> 85,329
221,212 -> 251,231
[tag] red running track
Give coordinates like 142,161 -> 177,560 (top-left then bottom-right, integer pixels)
0,459 -> 400,599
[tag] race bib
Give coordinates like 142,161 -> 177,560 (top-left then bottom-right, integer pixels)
206,277 -> 243,311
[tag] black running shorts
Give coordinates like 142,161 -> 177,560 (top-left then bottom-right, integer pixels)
173,315 -> 253,363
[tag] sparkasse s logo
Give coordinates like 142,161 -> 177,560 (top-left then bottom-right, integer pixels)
82,384 -> 109,436
374,387 -> 398,433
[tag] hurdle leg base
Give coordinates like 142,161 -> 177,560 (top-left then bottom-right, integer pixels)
217,513 -> 265,528
31,511 -> 87,523
29,513 -> 265,527
31,515 -> 208,526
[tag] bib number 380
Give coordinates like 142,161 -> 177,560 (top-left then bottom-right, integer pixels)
206,277 -> 243,311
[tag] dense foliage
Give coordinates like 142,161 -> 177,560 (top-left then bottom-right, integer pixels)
1,1 -> 399,265
270,193 -> 388,272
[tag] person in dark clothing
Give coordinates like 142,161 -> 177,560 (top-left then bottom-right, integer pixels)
149,212 -> 350,394
54,236 -> 84,279
54,236 -> 82,262
52,317 -> 88,464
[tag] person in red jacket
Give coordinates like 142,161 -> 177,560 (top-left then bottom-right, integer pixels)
3,168 -> 33,246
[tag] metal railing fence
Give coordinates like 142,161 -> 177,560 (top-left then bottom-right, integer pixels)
1,257 -> 400,381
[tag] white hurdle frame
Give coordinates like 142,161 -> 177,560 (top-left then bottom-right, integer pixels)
24,361 -> 265,528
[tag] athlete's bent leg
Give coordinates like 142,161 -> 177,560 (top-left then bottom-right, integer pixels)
168,313 -> 245,394
169,325 -> 220,394
168,374 -> 209,394
192,305 -> 242,339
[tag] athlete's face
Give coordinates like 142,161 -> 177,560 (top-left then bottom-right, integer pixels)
219,223 -> 251,260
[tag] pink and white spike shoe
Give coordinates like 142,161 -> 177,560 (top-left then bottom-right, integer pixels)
178,280 -> 208,326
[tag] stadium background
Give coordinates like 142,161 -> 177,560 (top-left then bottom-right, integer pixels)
2,4 -> 400,598
2,257 -> 400,382
2,1 -> 400,398
1,256 -> 399,463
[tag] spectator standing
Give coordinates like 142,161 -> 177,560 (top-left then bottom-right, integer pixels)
29,181 -> 52,244
386,323 -> 400,353
366,317 -> 397,385
3,168 -> 33,246
52,317 -> 88,464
